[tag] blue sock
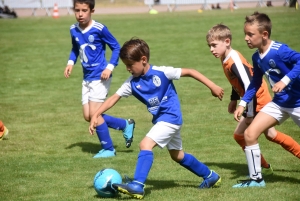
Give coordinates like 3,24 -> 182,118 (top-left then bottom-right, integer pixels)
133,150 -> 153,184
179,153 -> 211,179
96,122 -> 114,151
102,114 -> 126,130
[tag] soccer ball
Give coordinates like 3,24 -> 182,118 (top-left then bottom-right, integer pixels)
93,168 -> 122,198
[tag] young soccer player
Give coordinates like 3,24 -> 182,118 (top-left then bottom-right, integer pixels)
64,0 -> 135,158
233,12 -> 300,187
0,120 -> 9,140
206,24 -> 300,176
89,38 -> 224,199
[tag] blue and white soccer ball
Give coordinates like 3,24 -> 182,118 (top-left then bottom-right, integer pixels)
93,168 -> 122,198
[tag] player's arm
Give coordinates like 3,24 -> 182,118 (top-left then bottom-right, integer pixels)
273,45 -> 300,93
234,62 -> 263,121
64,36 -> 79,78
100,26 -> 120,76
230,62 -> 254,118
181,68 -> 224,100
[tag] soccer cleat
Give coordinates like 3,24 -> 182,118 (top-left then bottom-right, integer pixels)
0,126 -> 9,141
123,119 -> 135,148
112,181 -> 145,199
232,179 -> 266,188
199,170 -> 221,189
262,164 -> 273,175
93,149 -> 116,158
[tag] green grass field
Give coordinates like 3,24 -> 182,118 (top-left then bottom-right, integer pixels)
1,6 -> 300,201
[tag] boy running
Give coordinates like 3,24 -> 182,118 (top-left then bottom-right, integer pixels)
206,24 -> 300,177
89,38 -> 224,199
64,0 -> 134,158
233,12 -> 300,187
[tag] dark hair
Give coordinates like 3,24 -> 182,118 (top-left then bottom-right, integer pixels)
120,38 -> 150,62
245,11 -> 272,37
73,0 -> 95,10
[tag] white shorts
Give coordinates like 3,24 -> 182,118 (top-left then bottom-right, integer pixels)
146,121 -> 183,150
81,78 -> 112,105
261,101 -> 300,126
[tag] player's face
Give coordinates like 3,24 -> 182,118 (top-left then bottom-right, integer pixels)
74,3 -> 94,29
207,39 -> 229,58
244,23 -> 263,49
122,57 -> 149,77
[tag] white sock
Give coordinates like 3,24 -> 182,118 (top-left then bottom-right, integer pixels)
245,144 -> 262,180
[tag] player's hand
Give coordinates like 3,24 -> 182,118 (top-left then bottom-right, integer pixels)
272,80 -> 286,93
64,65 -> 73,78
89,116 -> 98,135
211,85 -> 224,101
228,100 -> 237,114
101,69 -> 112,80
234,106 -> 245,122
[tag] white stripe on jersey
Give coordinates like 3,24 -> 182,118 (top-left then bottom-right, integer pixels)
70,24 -> 76,30
94,22 -> 104,31
271,41 -> 282,50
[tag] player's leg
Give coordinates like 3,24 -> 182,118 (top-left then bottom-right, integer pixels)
167,128 -> 221,189
112,136 -> 156,199
113,122 -> 178,199
233,110 -> 277,188
90,79 -> 136,148
82,80 -> 90,122
92,112 -> 115,158
233,116 -> 271,170
0,120 -> 9,140
264,126 -> 300,158
102,114 -> 135,148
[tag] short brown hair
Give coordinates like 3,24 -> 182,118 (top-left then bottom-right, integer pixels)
206,24 -> 232,43
245,11 -> 272,37
120,38 -> 150,62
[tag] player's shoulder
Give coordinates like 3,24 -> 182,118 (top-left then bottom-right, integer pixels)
92,21 -> 106,31
70,22 -> 78,30
270,41 -> 285,50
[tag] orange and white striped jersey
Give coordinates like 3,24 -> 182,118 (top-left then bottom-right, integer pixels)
222,50 -> 271,116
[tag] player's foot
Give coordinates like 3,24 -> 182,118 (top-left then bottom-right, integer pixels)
262,164 -> 273,175
232,179 -> 265,188
199,170 -> 221,188
123,119 -> 135,148
93,149 -> 116,158
0,126 -> 9,141
112,181 -> 145,199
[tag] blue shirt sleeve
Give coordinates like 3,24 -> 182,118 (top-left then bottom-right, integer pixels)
278,44 -> 300,81
100,26 -> 120,67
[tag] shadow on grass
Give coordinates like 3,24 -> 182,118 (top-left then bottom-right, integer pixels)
65,142 -> 134,154
205,162 -> 300,184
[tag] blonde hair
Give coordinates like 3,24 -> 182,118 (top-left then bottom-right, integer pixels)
245,11 -> 272,37
206,24 -> 232,43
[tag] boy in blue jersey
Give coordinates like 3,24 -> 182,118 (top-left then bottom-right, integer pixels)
64,0 -> 135,158
233,12 -> 300,188
89,38 -> 224,199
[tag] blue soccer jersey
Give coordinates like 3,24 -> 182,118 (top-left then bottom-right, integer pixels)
242,41 -> 300,108
68,20 -> 120,81
116,65 -> 183,125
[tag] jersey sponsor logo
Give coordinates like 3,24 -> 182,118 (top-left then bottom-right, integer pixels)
152,75 -> 161,87
148,96 -> 160,107
80,43 -> 96,63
